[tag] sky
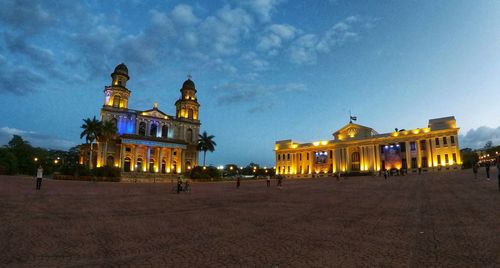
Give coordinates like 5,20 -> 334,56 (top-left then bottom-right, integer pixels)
1,0 -> 500,167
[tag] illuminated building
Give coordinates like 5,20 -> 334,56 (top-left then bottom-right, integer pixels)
275,117 -> 461,176
81,63 -> 200,175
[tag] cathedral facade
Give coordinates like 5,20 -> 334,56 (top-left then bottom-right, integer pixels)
275,117 -> 461,177
82,63 -> 200,175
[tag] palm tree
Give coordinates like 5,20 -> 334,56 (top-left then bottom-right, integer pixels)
197,131 -> 216,166
99,120 -> 117,166
80,116 -> 102,169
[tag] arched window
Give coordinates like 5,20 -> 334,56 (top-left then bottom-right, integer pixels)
150,123 -> 158,137
351,152 -> 360,171
188,108 -> 194,119
186,129 -> 193,143
138,122 -> 146,136
124,157 -> 131,172
113,95 -> 121,108
162,125 -> 168,138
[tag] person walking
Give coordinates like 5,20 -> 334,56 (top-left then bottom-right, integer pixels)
277,174 -> 283,188
184,180 -> 190,193
36,165 -> 43,190
472,163 -> 478,179
266,175 -> 271,187
485,162 -> 490,179
177,177 -> 182,194
236,175 -> 241,189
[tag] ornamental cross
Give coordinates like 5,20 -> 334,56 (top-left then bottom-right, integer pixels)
187,74 -> 192,80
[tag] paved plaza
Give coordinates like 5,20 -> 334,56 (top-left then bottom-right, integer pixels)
1,169 -> 499,267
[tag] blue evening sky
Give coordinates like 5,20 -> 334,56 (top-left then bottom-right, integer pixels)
1,0 -> 499,167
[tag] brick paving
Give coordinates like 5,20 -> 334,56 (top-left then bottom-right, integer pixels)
0,169 -> 499,267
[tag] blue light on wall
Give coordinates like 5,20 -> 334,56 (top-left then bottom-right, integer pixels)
117,117 -> 135,135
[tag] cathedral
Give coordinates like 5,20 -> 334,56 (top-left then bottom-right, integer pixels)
81,63 -> 200,176
275,116 -> 461,177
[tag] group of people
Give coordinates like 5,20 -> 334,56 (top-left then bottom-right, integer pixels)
472,157 -> 500,189
236,174 -> 283,189
176,176 -> 190,193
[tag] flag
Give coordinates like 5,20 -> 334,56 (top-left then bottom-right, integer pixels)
350,116 -> 357,121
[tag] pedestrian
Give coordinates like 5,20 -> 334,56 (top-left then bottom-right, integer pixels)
36,165 -> 43,190
177,177 -> 182,194
184,180 -> 190,193
277,174 -> 283,188
336,172 -> 340,181
496,157 -> 500,190
266,175 -> 271,187
383,169 -> 387,180
236,175 -> 241,189
485,162 -> 490,179
472,163 -> 478,179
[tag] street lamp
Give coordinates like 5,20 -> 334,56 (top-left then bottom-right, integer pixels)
34,157 -> 38,162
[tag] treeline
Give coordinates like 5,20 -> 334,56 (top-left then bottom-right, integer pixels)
0,135 -> 79,175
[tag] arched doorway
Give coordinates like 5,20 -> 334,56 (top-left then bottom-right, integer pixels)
150,123 -> 157,137
138,122 -> 146,136
172,161 -> 177,174
124,157 -> 131,172
161,160 -> 166,173
137,158 -> 143,172
106,155 -> 114,167
162,125 -> 168,138
149,159 -> 155,173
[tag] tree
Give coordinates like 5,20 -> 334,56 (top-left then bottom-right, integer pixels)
484,141 -> 493,149
80,116 -> 102,169
6,135 -> 34,174
99,120 -> 117,166
197,131 -> 216,166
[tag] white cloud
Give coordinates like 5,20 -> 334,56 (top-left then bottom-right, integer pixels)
288,34 -> 319,64
240,0 -> 282,22
171,4 -> 199,25
257,24 -> 297,51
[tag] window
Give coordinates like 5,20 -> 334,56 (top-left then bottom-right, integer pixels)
445,154 -> 449,164
124,157 -> 131,172
187,129 -> 193,142
125,147 -> 131,152
421,157 -> 428,168
173,151 -> 177,156
150,123 -> 158,137
400,142 -> 406,152
437,155 -> 441,165
420,140 -> 426,150
351,152 -> 360,171
306,153 -> 309,160
435,137 -> 440,146
287,154 -> 290,160
113,95 -> 121,108
329,150 -> 333,159
410,142 -> 416,151
411,157 -> 417,169
138,122 -> 146,136
299,154 -> 302,161
278,167 -> 281,173
188,109 -> 194,119
452,153 -> 457,163
287,166 -> 290,173
443,137 -> 447,145
451,136 -> 455,144
278,154 -> 281,161
162,125 -> 168,138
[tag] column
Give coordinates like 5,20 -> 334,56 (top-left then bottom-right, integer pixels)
158,148 -> 163,173
416,140 -> 421,168
146,146 -> 151,172
181,150 -> 186,173
345,147 -> 351,172
120,144 -> 125,171
133,145 -> 138,171
405,141 -> 411,170
135,119 -> 140,135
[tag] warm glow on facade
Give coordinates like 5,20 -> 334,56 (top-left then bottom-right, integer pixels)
275,117 -> 461,176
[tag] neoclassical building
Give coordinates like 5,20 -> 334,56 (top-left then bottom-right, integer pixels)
275,116 -> 461,176
81,63 -> 200,175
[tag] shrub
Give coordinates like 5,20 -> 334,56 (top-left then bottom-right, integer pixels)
92,166 -> 121,178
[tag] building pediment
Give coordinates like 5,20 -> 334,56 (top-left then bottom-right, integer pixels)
333,123 -> 377,141
140,108 -> 170,119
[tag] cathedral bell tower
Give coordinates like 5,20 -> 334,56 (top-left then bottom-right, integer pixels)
175,76 -> 200,121
104,63 -> 131,109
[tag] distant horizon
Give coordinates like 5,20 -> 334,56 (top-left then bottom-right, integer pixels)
1,0 -> 500,167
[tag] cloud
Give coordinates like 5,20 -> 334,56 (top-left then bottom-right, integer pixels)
239,0 -> 282,22
0,126 -> 76,150
171,4 -> 199,25
257,24 -> 297,52
0,0 -> 54,35
215,82 -> 307,106
0,56 -> 45,94
459,126 -> 500,149
287,15 -> 373,64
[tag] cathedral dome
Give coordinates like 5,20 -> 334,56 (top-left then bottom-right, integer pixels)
182,79 -> 195,89
114,63 -> 128,74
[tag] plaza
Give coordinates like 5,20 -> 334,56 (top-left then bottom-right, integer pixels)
1,170 -> 499,267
